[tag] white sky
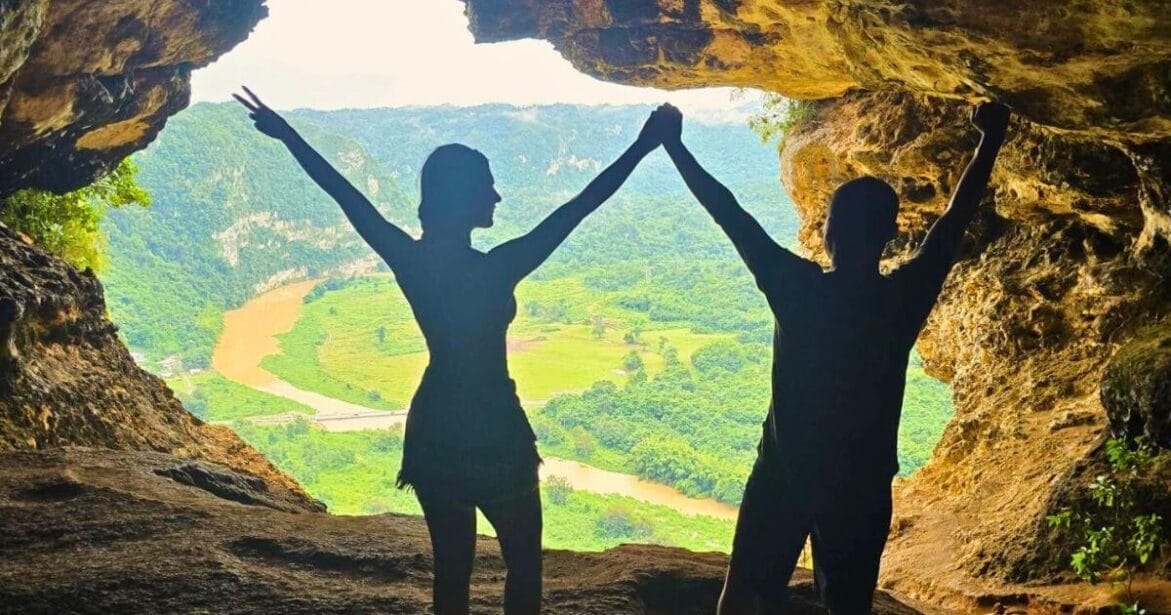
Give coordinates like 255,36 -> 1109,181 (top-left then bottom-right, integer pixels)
191,0 -> 757,120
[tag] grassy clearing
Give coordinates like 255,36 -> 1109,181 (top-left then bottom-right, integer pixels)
261,275 -> 730,408
169,372 -> 314,422
231,421 -> 734,552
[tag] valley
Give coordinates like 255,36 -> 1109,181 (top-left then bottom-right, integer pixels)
108,101 -> 953,553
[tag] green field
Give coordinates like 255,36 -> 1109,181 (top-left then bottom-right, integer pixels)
170,372 -> 314,422
231,420 -> 735,552
261,275 -> 732,409
247,272 -> 953,509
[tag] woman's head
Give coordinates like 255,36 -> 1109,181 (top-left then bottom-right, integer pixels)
418,144 -> 501,234
823,176 -> 899,269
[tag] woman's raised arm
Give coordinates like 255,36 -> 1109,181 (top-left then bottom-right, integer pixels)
488,107 -> 664,282
234,87 -> 413,265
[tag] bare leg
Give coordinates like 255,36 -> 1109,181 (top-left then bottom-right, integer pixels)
480,487 -> 543,614
718,565 -> 763,615
418,494 -> 477,615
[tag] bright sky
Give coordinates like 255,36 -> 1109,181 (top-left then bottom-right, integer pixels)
191,0 -> 757,121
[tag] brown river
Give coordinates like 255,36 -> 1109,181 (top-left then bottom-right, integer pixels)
211,279 -> 738,521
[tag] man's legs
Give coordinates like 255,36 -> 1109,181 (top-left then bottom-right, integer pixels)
809,479 -> 893,615
719,463 -> 811,615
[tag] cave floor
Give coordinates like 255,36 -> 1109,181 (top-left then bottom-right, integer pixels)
2,446 -> 1165,614
0,447 -> 928,614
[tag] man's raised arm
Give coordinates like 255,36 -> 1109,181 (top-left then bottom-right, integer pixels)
911,102 -> 1011,269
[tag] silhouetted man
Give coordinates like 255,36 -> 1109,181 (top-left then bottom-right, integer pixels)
651,101 -> 1011,614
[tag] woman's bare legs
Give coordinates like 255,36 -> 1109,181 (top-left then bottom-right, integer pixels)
418,495 -> 478,615
481,488 -> 543,614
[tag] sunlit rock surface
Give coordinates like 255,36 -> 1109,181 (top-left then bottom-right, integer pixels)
461,0 -> 1171,138
0,0 -> 266,196
461,0 -> 1171,610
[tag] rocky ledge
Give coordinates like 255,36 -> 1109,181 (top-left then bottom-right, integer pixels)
0,447 -> 928,615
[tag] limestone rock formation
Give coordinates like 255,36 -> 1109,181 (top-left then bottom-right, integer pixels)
462,0 -> 1171,139
0,222 -> 310,501
0,0 -> 267,197
0,0 -> 306,504
0,447 -> 924,614
460,0 -> 1171,609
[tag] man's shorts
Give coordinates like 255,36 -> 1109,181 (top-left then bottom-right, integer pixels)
728,457 -> 893,614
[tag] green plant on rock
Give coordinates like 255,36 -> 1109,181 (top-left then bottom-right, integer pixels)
1046,437 -> 1165,614
1,159 -> 150,271
747,92 -> 820,145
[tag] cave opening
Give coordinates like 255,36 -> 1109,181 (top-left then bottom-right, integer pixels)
4,0 -> 1170,612
84,0 -> 959,552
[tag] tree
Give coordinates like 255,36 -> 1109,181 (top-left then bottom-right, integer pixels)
591,314 -> 606,339
622,350 -> 644,373
659,341 -> 681,368
1,158 -> 150,271
545,475 -> 573,505
571,426 -> 596,458
183,388 -> 210,420
595,504 -> 652,540
691,340 -> 748,374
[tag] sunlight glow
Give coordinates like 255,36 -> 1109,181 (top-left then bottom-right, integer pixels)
192,0 -> 757,121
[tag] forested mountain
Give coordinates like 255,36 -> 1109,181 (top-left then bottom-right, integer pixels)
105,102 -> 793,366
104,103 -> 411,365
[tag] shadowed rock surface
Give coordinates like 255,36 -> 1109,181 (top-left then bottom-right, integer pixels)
0,222 -> 308,499
0,0 -> 267,197
0,447 -> 928,615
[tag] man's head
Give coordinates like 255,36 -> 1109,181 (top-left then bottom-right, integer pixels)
823,176 -> 899,270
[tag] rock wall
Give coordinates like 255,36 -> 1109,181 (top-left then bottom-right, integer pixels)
0,1 -> 306,497
0,0 -> 267,197
462,0 -> 1171,137
460,0 -> 1171,607
0,222 -> 311,500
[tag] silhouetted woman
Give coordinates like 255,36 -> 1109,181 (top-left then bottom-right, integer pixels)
236,88 -> 665,614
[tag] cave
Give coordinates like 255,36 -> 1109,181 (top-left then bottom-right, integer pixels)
1,1 -> 1170,613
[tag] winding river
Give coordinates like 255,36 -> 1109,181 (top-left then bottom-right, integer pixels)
211,278 -> 739,521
